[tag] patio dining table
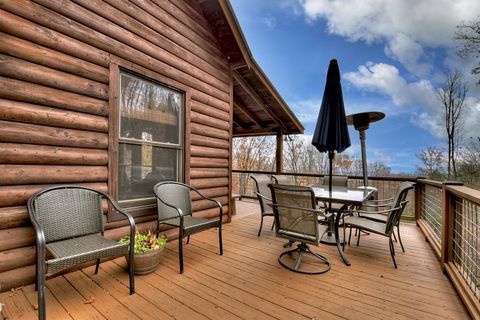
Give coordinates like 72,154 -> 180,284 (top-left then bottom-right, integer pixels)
311,185 -> 376,266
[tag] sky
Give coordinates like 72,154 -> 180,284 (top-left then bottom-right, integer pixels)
229,0 -> 480,174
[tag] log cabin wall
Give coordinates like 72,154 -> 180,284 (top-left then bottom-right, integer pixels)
0,0 -> 232,292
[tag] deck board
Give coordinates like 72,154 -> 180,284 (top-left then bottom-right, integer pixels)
0,200 -> 470,319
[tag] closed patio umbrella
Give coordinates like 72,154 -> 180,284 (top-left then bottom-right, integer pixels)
312,59 -> 351,203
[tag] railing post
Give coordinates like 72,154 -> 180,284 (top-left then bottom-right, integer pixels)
441,181 -> 463,272
275,130 -> 283,174
414,177 -> 424,224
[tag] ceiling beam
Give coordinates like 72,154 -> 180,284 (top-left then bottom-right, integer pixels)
233,125 -> 278,137
232,70 -> 288,133
233,100 -> 262,128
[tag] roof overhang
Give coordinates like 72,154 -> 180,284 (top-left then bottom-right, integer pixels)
198,0 -> 304,137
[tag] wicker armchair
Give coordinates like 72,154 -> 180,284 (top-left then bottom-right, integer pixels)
27,185 -> 135,320
269,184 -> 331,274
250,175 -> 275,236
355,181 -> 415,252
342,182 -> 414,268
153,181 -> 223,274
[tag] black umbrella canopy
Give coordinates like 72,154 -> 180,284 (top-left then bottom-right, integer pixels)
312,59 -> 351,154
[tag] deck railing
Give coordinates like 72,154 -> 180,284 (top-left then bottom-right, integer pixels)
232,170 -> 480,318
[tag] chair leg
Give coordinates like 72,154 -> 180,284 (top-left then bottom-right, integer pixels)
186,235 -> 190,244
389,237 -> 397,268
348,227 -> 352,246
356,229 -> 361,246
397,225 -> 405,253
257,216 -> 264,237
179,231 -> 184,274
219,225 -> 223,256
38,272 -> 46,320
392,231 -> 398,242
95,258 -> 100,275
271,219 -> 275,230
129,248 -> 135,294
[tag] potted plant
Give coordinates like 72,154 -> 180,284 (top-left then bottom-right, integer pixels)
119,230 -> 167,275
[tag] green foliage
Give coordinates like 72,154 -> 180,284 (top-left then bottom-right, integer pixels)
119,230 -> 167,254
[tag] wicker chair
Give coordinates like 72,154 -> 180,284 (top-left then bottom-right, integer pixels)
251,175 -> 275,236
269,184 -> 331,274
342,182 -> 414,268
355,181 -> 415,252
153,181 -> 223,274
271,174 -> 296,185
27,185 -> 135,320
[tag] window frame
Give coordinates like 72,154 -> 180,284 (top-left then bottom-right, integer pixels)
108,59 -> 191,221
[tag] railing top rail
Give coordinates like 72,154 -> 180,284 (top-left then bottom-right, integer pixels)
232,169 -> 417,182
446,185 -> 480,205
417,178 -> 444,188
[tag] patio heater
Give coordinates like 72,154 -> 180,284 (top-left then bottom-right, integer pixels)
345,111 -> 385,187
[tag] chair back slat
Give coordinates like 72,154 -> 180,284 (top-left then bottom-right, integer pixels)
269,184 -> 319,242
32,188 -> 103,243
154,182 -> 192,220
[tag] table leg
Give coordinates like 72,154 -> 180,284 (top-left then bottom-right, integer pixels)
335,204 -> 351,266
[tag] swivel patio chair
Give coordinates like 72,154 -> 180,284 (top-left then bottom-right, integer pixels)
269,184 -> 331,274
271,174 -> 296,185
356,181 -> 415,252
251,175 -> 275,236
153,181 -> 223,274
28,185 -> 136,320
341,182 -> 414,268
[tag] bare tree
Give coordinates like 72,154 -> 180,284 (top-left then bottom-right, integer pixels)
416,146 -> 445,180
455,19 -> 480,84
437,70 -> 467,179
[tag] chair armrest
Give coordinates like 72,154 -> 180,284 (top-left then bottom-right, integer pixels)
188,185 -> 223,221
254,191 -> 272,202
102,192 -> 136,231
361,203 -> 392,208
356,206 -> 401,215
365,197 -> 394,204
270,203 -> 330,218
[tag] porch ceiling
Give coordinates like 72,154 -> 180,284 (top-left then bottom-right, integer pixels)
198,0 -> 304,137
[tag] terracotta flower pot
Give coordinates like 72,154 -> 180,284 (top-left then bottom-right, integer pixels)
126,247 -> 164,275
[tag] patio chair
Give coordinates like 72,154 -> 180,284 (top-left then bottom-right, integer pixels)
271,174 -> 296,185
268,184 -> 331,274
27,185 -> 135,320
355,181 -> 415,252
153,181 -> 223,274
250,175 -> 275,236
341,182 -> 414,268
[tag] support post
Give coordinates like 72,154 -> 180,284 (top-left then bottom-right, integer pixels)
276,130 -> 283,174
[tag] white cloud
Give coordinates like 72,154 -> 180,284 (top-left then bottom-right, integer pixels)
344,61 -> 480,139
298,0 -> 480,76
291,98 -> 323,124
263,16 -> 277,30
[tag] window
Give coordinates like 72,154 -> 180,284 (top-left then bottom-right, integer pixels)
118,71 -> 183,206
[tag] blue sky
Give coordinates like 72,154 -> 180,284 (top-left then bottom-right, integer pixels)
230,0 -> 480,174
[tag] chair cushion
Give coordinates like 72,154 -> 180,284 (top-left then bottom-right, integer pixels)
343,216 -> 387,235
162,216 -> 220,235
46,234 -> 129,274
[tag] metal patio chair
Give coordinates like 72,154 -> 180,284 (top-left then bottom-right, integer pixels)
355,181 -> 415,252
269,184 -> 331,274
27,185 -> 135,320
341,182 -> 414,268
271,174 -> 296,185
251,175 -> 275,236
153,181 -> 223,274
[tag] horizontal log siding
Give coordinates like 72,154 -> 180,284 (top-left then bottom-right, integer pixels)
0,0 -> 231,292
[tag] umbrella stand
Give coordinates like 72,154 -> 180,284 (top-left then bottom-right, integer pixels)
359,130 -> 368,187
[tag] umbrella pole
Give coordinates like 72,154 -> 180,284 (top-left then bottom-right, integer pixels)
359,130 -> 368,187
328,151 -> 334,212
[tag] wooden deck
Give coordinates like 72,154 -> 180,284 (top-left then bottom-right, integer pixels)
0,199 -> 470,320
